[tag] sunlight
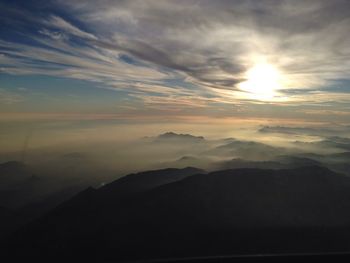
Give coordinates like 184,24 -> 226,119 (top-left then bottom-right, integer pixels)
239,62 -> 282,100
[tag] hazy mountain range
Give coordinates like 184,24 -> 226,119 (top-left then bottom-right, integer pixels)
2,131 -> 350,260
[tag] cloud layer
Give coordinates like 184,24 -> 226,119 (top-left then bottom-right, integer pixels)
1,0 -> 350,118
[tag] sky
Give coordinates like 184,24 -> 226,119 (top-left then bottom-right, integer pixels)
0,0 -> 350,124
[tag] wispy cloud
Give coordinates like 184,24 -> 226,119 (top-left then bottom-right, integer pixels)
44,15 -> 97,40
0,89 -> 24,104
1,0 -> 350,117
59,0 -> 350,92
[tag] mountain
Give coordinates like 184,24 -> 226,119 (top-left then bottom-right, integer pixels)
0,206 -> 21,238
0,159 -> 87,239
5,166 -> 350,261
274,155 -> 322,168
258,126 -> 335,137
208,139 -> 286,160
154,132 -> 205,143
214,158 -> 286,170
329,151 -> 350,160
0,161 -> 40,208
296,152 -> 350,175
158,156 -> 214,170
0,161 -> 36,188
215,156 -> 322,170
0,160 -> 89,229
293,137 -> 350,151
98,166 -> 204,198
317,137 -> 350,151
301,151 -> 350,163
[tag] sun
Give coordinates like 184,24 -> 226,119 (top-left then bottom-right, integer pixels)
239,62 -> 282,100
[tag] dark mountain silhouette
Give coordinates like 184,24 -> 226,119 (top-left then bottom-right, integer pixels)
214,155 -> 322,171
274,155 -> 322,167
160,154 -> 324,172
158,156 -> 213,170
328,163 -> 350,176
98,166 -> 204,198
0,206 -> 21,238
0,160 -> 90,237
17,184 -> 86,222
0,161 -> 36,187
0,159 -> 92,209
297,152 -> 350,175
215,158 -> 286,170
0,176 -> 86,239
5,166 -> 350,261
0,161 -> 40,208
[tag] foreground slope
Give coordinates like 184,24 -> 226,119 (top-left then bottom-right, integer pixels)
5,166 -> 350,261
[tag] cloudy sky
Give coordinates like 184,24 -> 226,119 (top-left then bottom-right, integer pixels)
1,0 -> 350,123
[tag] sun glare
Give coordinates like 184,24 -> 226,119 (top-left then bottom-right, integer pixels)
239,62 -> 282,100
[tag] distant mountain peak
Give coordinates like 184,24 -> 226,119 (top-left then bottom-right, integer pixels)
156,132 -> 205,141
177,156 -> 198,161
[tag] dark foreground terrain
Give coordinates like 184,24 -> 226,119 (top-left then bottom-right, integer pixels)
3,165 -> 350,261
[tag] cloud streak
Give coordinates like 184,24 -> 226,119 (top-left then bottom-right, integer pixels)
1,0 -> 350,118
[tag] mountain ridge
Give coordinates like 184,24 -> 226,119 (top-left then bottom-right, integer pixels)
5,165 -> 350,261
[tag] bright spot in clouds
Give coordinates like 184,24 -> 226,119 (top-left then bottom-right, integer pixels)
239,61 -> 283,101
1,0 -> 350,121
